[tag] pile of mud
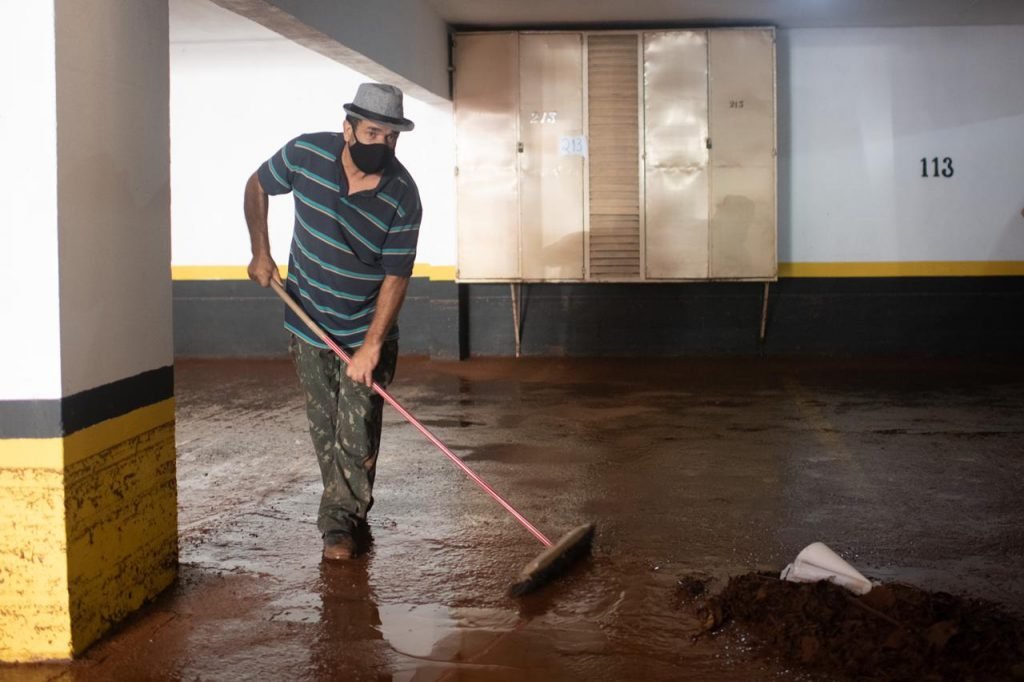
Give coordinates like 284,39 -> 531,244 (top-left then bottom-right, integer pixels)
679,572 -> 1024,681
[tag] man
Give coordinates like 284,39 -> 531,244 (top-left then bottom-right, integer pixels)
243,83 -> 421,561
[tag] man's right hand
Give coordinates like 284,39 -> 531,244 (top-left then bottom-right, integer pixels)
248,253 -> 281,287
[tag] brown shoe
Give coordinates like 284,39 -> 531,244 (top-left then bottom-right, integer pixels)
322,532 -> 356,561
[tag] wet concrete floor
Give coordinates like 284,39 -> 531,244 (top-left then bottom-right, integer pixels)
6,356 -> 1024,681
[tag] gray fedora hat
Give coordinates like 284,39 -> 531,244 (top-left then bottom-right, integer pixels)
343,83 -> 415,132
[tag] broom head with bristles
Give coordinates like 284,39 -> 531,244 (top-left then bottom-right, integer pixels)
508,523 -> 596,597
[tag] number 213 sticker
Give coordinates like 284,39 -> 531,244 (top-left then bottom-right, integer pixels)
558,136 -> 588,158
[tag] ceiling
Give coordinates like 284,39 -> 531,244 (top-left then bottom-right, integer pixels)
170,0 -> 1024,103
424,0 -> 1024,30
171,0 -> 1024,44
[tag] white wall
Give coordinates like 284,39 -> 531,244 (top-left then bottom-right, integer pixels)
55,0 -> 173,396
782,25 -> 1024,263
170,3 -> 1023,277
169,0 -> 456,273
0,1 -> 62,400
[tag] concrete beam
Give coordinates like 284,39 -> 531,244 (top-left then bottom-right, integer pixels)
210,0 -> 450,104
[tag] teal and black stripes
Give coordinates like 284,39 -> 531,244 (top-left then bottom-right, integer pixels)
377,192 -> 406,218
283,147 -> 340,192
258,131 -> 421,351
294,140 -> 337,161
266,156 -> 291,191
292,235 -> 384,282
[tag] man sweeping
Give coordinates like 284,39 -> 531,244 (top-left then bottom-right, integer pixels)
242,83 -> 421,561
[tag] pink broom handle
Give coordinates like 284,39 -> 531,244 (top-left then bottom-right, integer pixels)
270,280 -> 552,547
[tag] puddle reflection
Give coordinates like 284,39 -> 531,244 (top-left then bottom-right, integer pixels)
314,558 -> 534,680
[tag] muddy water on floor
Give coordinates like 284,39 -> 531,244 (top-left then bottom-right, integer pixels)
6,357 -> 1023,681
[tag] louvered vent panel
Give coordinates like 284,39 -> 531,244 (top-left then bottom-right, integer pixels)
588,35 -> 640,279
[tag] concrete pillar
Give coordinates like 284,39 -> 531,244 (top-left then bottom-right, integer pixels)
0,0 -> 175,661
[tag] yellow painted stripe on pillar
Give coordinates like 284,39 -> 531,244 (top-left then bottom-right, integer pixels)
0,438 -> 65,469
0,607 -> 73,662
172,263 -> 458,281
0,442 -> 71,660
65,420 -> 178,653
0,400 -> 177,662
63,398 -> 175,468
0,399 -> 177,470
779,261 -> 1024,277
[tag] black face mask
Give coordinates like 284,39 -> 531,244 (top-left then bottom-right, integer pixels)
349,137 -> 393,174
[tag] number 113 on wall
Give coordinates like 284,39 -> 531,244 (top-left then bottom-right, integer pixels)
921,157 -> 954,178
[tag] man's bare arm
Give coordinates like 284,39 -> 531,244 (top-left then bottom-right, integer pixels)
244,172 -> 280,287
346,274 -> 410,386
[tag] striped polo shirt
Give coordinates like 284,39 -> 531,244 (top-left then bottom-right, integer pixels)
257,132 -> 421,351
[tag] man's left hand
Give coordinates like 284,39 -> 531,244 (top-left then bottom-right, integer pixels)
347,342 -> 381,388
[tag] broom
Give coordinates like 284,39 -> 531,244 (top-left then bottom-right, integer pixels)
271,280 -> 595,596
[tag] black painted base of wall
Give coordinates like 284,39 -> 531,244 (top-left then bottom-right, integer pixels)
174,277 -> 1024,358
173,278 -> 461,359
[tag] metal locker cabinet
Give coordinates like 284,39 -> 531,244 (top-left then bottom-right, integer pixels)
643,31 -> 711,279
453,32 -> 521,280
708,28 -> 777,280
519,33 -> 585,280
586,33 -> 642,281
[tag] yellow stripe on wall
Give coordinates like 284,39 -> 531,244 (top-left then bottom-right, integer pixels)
412,263 -> 457,280
172,263 -> 457,281
173,262 -> 1022,281
779,261 -> 1024,277
172,265 -> 286,280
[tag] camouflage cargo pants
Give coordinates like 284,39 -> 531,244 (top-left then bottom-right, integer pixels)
290,335 -> 398,536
